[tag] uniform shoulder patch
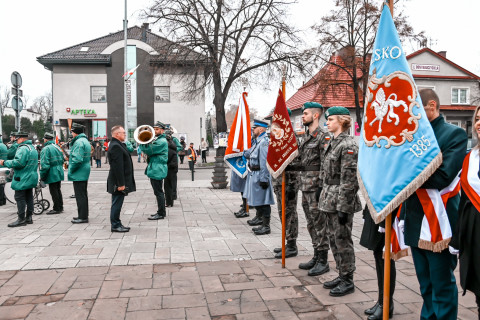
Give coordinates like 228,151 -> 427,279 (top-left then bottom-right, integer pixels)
346,149 -> 354,155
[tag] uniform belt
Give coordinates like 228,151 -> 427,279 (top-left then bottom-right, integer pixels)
249,164 -> 260,171
325,178 -> 340,185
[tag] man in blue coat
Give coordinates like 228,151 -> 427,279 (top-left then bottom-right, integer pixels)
243,119 -> 275,235
402,89 -> 467,320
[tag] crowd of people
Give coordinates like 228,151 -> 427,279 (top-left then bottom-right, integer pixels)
230,89 -> 478,320
0,88 -> 478,319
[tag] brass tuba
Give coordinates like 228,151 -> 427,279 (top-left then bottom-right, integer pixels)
134,125 -> 155,145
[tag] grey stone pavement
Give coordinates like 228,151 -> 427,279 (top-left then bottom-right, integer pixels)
0,153 -> 477,319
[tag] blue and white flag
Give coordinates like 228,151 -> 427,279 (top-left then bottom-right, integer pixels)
358,4 -> 442,223
224,92 -> 252,178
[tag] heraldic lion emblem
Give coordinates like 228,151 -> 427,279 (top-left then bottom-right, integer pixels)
363,70 -> 421,148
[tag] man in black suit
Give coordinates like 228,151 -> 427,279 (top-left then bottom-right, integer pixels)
107,125 -> 136,232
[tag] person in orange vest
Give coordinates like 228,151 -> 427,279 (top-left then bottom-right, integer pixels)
186,142 -> 197,181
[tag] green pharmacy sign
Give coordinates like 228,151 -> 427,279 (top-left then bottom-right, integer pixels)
68,108 -> 97,117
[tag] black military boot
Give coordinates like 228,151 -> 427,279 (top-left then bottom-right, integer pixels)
368,301 -> 393,320
299,249 -> 319,270
308,250 -> 330,276
247,211 -> 262,226
8,213 -> 26,228
235,207 -> 249,218
329,273 -> 355,297
364,302 -> 380,316
254,217 -> 270,235
25,212 -> 33,224
323,276 -> 341,289
274,240 -> 298,259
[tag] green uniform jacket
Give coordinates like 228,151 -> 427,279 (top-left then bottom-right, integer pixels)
40,141 -> 65,184
125,140 -> 134,152
4,140 -> 39,191
173,137 -> 182,152
68,133 -> 91,182
0,143 -> 7,161
7,142 -> 18,160
402,115 -> 467,249
319,131 -> 361,214
140,134 -> 168,180
297,126 -> 329,192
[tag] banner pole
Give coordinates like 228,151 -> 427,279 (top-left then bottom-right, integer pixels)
383,4 -> 393,319
383,213 -> 392,320
281,68 -> 287,268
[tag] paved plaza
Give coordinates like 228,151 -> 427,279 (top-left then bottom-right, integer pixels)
0,156 -> 477,319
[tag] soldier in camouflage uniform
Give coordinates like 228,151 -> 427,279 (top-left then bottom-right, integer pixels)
272,108 -> 299,258
320,107 -> 361,297
297,102 -> 331,276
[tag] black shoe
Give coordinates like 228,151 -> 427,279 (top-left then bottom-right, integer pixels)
365,302 -> 380,315
121,225 -> 131,231
25,215 -> 33,224
308,250 -> 329,276
165,204 -> 173,208
368,302 -> 393,320
254,217 -> 270,235
148,214 -> 164,220
8,218 -> 26,227
235,210 -> 249,218
247,216 -> 262,226
323,276 -> 342,289
274,240 -> 298,259
252,225 -> 263,232
299,249 -> 319,270
329,274 -> 355,297
111,226 -> 129,233
71,218 -> 89,224
46,210 -> 61,215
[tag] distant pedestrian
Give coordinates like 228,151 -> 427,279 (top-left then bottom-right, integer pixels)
186,142 -> 197,181
137,145 -> 142,162
94,142 -> 102,168
103,139 -> 109,164
107,125 -> 135,232
178,137 -> 186,164
201,138 -> 208,163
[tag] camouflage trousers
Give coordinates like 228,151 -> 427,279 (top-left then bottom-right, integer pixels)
323,210 -> 356,276
273,184 -> 298,241
301,191 -> 329,251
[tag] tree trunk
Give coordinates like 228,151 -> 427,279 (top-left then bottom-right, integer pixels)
211,82 -> 228,189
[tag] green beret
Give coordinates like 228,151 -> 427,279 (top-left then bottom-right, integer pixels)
44,132 -> 55,140
302,102 -> 323,111
287,108 -> 292,116
325,106 -> 350,119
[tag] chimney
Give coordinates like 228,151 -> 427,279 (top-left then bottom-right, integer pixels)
437,51 -> 447,58
141,23 -> 150,42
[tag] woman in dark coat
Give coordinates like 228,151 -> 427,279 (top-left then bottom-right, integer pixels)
450,105 -> 480,317
359,206 -> 396,320
164,133 -> 178,207
94,142 -> 102,168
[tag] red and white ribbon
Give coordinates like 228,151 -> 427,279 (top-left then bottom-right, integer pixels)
415,173 -> 460,252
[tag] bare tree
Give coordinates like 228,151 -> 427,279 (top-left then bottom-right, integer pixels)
31,93 -> 53,121
143,0 -> 305,155
0,86 -> 11,116
312,0 -> 426,127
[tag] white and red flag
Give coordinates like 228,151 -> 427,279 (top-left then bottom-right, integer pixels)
266,89 -> 298,179
224,92 -> 252,178
122,64 -> 140,79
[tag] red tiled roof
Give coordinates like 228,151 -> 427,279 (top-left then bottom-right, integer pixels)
440,105 -> 477,111
286,54 -> 369,112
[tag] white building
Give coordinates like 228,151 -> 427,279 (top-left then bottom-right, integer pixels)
37,24 -> 207,145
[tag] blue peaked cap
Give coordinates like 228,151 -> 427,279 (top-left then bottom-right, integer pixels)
252,119 -> 269,128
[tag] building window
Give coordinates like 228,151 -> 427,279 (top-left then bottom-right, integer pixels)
154,86 -> 170,103
451,88 -> 469,104
91,86 -> 107,103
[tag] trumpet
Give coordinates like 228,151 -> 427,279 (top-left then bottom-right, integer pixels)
134,125 -> 156,145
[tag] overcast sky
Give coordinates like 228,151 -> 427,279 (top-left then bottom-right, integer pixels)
0,0 -> 479,117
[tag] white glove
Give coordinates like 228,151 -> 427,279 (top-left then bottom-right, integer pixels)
398,220 -> 405,233
378,226 -> 385,233
449,246 -> 459,256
